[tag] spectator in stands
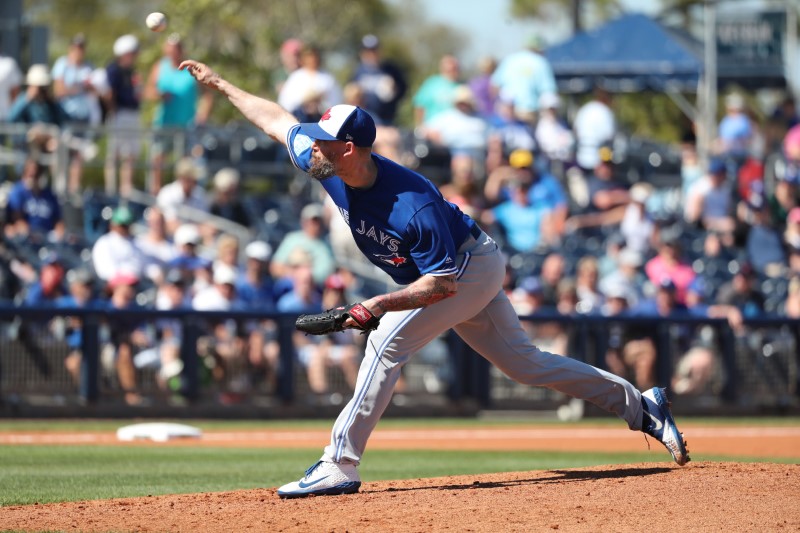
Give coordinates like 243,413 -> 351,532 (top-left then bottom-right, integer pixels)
145,33 -> 213,192
438,153 -> 486,220
9,65 -> 67,150
539,252 -> 565,307
784,207 -> 800,250
135,207 -> 178,280
51,33 -> 99,194
468,56 -> 497,118
575,256 -> 603,314
484,149 -> 567,250
210,167 -> 249,228
104,272 -> 149,406
783,276 -> 800,317
22,252 -> 66,307
236,240 -> 280,392
413,54 -> 461,125
600,247 -> 646,308
685,157 -> 735,233
680,139 -> 704,204
585,147 -> 628,212
597,232 -> 625,278
156,157 -> 210,235
212,234 -> 242,278
716,263 -> 764,318
573,87 -> 615,172
485,96 -> 536,171
0,47 -> 22,182
105,34 -> 141,197
168,223 -> 212,295
738,183 -> 786,277
483,160 -> 545,253
276,251 -> 322,314
715,92 -> 752,160
511,276 -> 568,354
5,158 -> 64,239
278,45 -> 342,117
555,278 -> 579,315
299,273 -> 361,401
91,205 -> 146,283
534,93 -> 574,167
56,268 -> 101,385
422,85 -> 488,159
350,35 -> 407,125
193,264 -> 242,311
769,164 -> 799,228
273,38 -> 303,95
620,183 -> 656,254
490,35 -> 556,122
0,47 -> 22,123
271,203 -> 335,285
644,233 -> 696,305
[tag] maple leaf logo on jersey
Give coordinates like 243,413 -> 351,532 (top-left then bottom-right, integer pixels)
320,108 -> 333,121
374,252 -> 407,267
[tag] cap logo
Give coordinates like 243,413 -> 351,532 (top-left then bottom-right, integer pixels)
320,109 -> 333,121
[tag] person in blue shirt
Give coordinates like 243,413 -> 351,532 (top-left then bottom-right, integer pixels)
6,158 -> 63,239
181,59 -> 690,497
55,268 -> 103,385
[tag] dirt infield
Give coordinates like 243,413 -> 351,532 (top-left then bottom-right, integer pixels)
1,462 -> 798,532
1,425 -> 799,531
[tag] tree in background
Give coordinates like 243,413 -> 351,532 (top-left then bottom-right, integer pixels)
511,0 -> 620,33
24,0 -> 465,127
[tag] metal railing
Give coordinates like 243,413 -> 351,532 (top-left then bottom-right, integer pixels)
1,305 -> 797,415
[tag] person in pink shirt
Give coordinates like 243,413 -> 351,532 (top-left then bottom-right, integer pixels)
644,235 -> 696,305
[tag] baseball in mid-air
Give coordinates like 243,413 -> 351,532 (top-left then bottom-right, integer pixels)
146,12 -> 168,32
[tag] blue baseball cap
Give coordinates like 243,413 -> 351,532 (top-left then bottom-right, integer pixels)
708,158 -> 726,175
297,105 -> 376,148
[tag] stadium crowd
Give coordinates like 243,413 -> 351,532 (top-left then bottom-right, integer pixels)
1,31 -> 799,406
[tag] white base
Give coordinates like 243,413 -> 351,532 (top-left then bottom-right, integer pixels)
116,422 -> 202,442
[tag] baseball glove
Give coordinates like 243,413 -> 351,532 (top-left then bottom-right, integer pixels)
295,303 -> 380,335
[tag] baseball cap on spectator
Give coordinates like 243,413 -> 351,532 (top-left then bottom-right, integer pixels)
109,271 -> 139,289
213,168 -> 239,191
40,249 -> 61,265
598,146 -> 614,164
166,33 -> 182,46
361,34 -> 380,50
725,92 -> 745,110
538,93 -> 561,110
452,85 -> 476,107
175,157 -> 201,180
26,64 -> 51,87
708,158 -> 726,175
174,224 -> 201,246
70,33 -> 87,47
325,273 -> 346,291
113,34 -> 139,56
603,282 -> 630,302
788,207 -> 800,224
780,163 -> 800,185
301,203 -> 325,221
245,241 -> 272,262
618,248 -> 643,268
526,34 -> 544,50
509,149 -> 534,170
213,265 -> 237,286
111,205 -> 135,226
519,276 -> 543,295
297,104 -> 376,147
630,182 -> 652,204
737,262 -> 754,277
687,277 -> 707,298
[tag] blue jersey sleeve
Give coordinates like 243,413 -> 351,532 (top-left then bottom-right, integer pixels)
406,204 -> 459,277
285,124 -> 313,173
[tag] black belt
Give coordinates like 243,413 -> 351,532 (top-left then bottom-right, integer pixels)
469,224 -> 482,240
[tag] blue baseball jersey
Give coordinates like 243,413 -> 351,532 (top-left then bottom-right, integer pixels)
286,124 -> 478,285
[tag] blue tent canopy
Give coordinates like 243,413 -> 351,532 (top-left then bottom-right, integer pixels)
544,14 -> 703,93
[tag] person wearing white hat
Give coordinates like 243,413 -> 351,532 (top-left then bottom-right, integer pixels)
9,64 -> 66,131
155,157 -> 210,234
105,34 -> 141,196
535,92 -> 574,164
210,167 -> 249,227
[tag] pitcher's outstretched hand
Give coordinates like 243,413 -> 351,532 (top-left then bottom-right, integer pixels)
179,60 -> 221,90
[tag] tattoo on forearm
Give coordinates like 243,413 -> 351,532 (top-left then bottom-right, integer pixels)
376,276 -> 456,313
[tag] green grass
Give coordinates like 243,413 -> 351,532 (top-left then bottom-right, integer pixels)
1,416 -> 799,433
0,444 -> 796,507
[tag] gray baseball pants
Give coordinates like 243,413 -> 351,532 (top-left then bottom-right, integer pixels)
323,232 -> 645,465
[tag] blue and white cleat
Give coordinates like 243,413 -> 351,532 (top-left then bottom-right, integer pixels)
641,387 -> 691,466
277,460 -> 361,499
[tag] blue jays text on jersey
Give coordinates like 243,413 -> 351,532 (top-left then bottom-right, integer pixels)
286,124 -> 480,285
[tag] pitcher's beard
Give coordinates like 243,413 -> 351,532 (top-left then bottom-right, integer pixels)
308,157 -> 336,180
